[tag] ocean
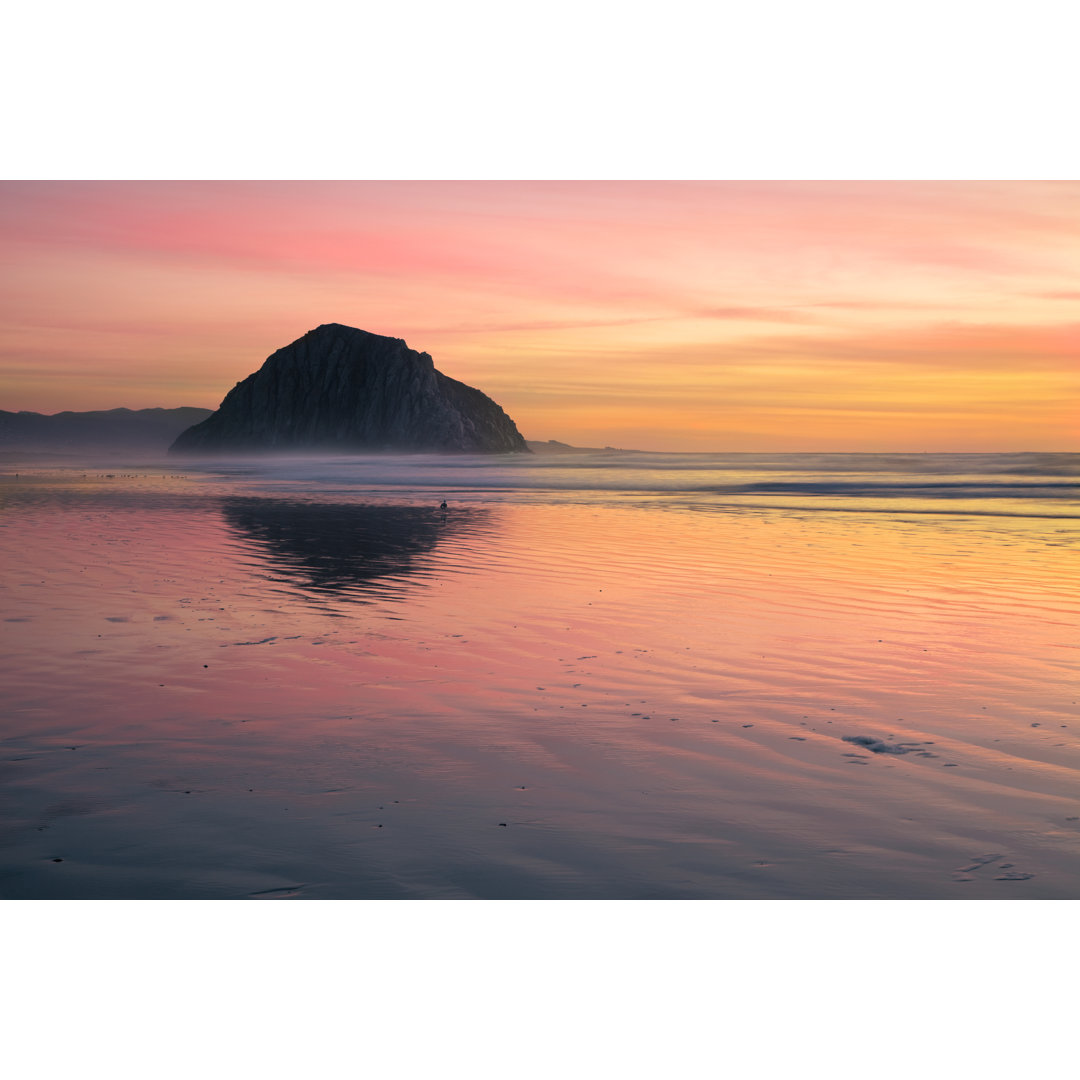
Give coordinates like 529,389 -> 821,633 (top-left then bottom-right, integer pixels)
1,450 -> 1077,898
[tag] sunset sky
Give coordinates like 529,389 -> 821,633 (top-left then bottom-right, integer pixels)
1,180 -> 1077,451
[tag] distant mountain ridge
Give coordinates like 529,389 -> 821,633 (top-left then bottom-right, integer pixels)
0,407 -> 213,451
170,324 -> 528,455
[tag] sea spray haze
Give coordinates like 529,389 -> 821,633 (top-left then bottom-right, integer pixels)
1,450 -> 1077,898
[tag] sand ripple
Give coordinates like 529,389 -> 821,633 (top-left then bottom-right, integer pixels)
1,460 -> 1077,898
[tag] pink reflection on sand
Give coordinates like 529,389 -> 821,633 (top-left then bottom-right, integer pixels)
1,467 -> 1078,897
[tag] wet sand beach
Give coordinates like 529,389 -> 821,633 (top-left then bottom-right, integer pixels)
1,452 -> 1077,898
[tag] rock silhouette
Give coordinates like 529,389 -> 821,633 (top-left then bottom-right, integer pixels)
0,407 -> 212,452
169,324 -> 528,454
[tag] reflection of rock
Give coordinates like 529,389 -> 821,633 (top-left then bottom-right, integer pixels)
222,499 -> 486,593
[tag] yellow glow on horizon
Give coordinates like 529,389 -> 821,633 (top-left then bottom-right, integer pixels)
1,181 -> 1078,450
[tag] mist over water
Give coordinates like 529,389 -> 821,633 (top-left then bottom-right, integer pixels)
184,449 -> 1080,516
1,451 -> 1078,898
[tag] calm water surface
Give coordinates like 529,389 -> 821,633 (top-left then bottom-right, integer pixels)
1,452 -> 1077,898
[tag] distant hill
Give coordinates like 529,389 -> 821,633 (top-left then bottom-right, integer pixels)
171,324 -> 528,455
0,407 -> 214,452
525,439 -> 629,453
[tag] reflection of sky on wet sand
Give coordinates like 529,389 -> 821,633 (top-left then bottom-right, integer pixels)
1,459 -> 1078,899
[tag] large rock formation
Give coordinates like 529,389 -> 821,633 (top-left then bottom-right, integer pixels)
169,324 -> 528,454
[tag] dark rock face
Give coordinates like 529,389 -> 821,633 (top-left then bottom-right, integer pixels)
169,324 -> 528,454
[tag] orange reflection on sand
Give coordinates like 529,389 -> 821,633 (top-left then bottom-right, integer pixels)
3,471 -> 1079,898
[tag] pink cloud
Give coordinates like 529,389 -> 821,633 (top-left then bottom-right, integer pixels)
2,181 -> 1080,449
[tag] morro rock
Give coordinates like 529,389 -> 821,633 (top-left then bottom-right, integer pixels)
169,324 -> 528,454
